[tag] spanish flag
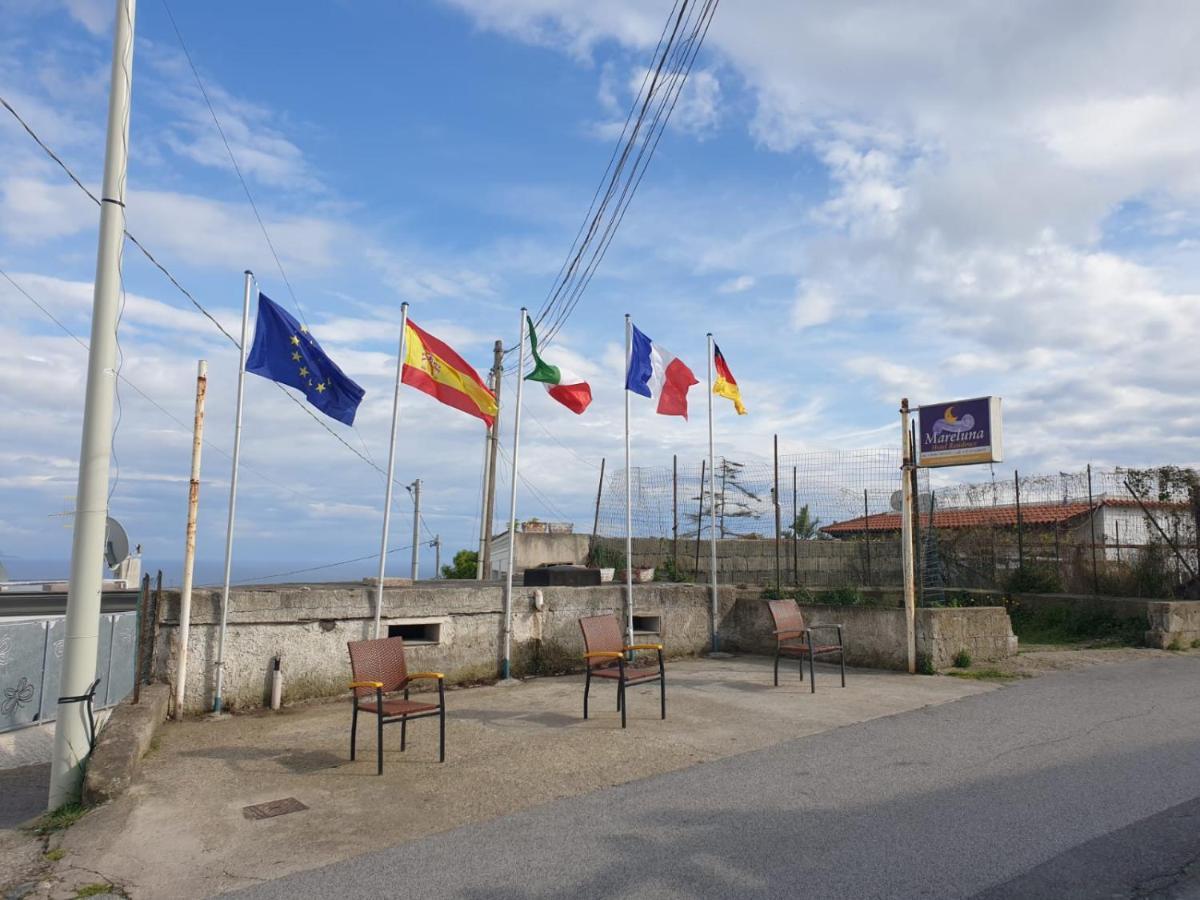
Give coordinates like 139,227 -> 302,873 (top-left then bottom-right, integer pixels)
712,341 -> 746,415
402,320 -> 497,427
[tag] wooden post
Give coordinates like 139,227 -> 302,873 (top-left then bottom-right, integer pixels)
591,457 -> 606,540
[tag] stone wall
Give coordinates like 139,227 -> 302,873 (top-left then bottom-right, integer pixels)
155,582 -> 1020,715
1014,592 -> 1200,649
593,535 -> 904,586
488,532 -> 593,575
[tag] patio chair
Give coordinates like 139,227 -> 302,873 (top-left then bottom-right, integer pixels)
579,614 -> 665,728
347,636 -> 445,774
767,598 -> 846,693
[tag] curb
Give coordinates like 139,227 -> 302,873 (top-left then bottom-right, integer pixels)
82,683 -> 169,807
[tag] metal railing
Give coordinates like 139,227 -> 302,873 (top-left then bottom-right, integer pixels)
0,611 -> 137,734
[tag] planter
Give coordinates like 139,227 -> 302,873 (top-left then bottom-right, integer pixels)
617,567 -> 656,584
599,567 -> 615,583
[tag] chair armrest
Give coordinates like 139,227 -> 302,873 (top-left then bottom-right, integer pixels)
406,672 -> 445,681
624,643 -> 663,652
804,624 -> 843,633
584,651 -> 624,660
773,629 -> 804,638
349,681 -> 384,689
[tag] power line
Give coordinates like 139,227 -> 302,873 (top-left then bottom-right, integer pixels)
1,265 -> 320,505
159,0 -> 308,327
220,541 -> 415,586
497,442 -> 571,523
507,0 -> 721,368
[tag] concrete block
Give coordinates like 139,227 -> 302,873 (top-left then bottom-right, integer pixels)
82,682 -> 169,807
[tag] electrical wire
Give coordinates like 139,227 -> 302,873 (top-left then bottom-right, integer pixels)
220,541 -> 415,585
496,442 -> 571,522
159,0 -> 308,327
506,0 -> 721,368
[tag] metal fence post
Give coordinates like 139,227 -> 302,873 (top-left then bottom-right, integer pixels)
792,465 -> 798,586
1015,470 -> 1024,571
1087,463 -> 1099,594
672,454 -> 678,572
774,435 -> 782,594
694,459 -> 706,576
863,489 -> 873,587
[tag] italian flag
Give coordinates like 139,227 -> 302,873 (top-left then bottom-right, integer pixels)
524,316 -> 593,414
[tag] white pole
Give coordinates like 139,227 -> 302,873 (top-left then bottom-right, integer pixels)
476,380 -> 493,580
624,314 -> 634,647
48,0 -> 137,809
374,303 -> 408,639
213,270 -> 254,713
174,359 -> 207,720
502,308 -> 527,680
410,478 -> 421,581
706,333 -> 719,651
900,397 -> 917,674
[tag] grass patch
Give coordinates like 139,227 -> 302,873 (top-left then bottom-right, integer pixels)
946,668 -> 1020,681
44,848 -> 66,862
1009,605 -> 1143,648
915,653 -> 935,675
952,649 -> 972,668
74,883 -> 123,898
28,802 -> 88,837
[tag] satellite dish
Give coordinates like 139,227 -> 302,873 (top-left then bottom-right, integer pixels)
104,517 -> 130,570
888,491 -> 932,513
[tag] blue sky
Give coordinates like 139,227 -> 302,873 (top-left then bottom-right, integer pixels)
3,0 -> 1199,582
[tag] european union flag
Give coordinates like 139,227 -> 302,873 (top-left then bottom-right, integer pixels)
246,294 -> 365,426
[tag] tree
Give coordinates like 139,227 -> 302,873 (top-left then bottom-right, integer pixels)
441,549 -> 478,579
787,504 -> 823,540
715,458 -> 761,537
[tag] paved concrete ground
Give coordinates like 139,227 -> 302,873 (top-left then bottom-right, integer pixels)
230,655 -> 1200,900
38,656 -> 991,898
0,763 -> 50,830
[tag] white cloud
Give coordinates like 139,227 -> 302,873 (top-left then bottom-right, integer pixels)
790,281 -> 835,331
718,274 -> 755,294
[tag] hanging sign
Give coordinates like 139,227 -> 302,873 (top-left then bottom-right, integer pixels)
916,396 -> 1003,467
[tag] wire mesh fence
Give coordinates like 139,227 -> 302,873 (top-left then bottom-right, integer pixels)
591,452 -> 1200,602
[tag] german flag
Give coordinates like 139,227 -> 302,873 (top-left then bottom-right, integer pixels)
402,320 -> 497,426
712,341 -> 746,415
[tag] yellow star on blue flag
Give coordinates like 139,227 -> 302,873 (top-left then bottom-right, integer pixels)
245,293 -> 365,425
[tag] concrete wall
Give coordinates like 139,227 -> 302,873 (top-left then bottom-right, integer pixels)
488,532 -> 592,576
153,582 -> 1018,715
720,591 -> 1017,670
155,583 -> 715,714
1014,592 -> 1200,649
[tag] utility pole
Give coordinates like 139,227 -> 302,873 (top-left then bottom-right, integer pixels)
409,479 -> 421,581
900,399 -> 917,674
475,369 -> 495,579
480,340 -> 503,578
174,360 -> 207,720
49,0 -> 137,810
433,535 -> 441,579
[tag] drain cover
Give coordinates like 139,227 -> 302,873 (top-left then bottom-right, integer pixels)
242,797 -> 308,820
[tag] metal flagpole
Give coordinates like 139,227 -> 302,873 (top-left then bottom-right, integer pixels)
900,398 -> 917,674
502,308 -> 528,680
373,303 -> 408,638
49,0 -> 137,808
706,333 -> 719,651
476,371 -> 494,580
624,314 -> 635,647
213,270 -> 254,713
174,360 -> 207,720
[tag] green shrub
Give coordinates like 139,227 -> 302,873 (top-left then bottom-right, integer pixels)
952,649 -> 972,668
1167,638 -> 1184,651
1006,565 -> 1064,594
1191,639 -> 1200,649
916,653 -> 935,675
1010,604 -> 1143,647
586,543 -> 624,570
440,549 -> 478,579
654,558 -> 688,582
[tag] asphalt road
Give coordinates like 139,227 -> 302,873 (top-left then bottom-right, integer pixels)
232,657 -> 1200,899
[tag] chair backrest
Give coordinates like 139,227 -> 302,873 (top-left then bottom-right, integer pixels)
579,614 -> 623,667
347,636 -> 409,697
767,598 -> 806,640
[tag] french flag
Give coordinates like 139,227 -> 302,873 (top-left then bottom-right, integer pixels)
625,324 -> 699,418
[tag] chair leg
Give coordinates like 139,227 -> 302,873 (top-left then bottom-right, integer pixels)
660,676 -> 666,720
619,680 -> 627,729
773,646 -> 780,687
808,632 -> 817,694
583,670 -> 591,720
401,716 -> 407,752
350,704 -> 358,761
840,648 -> 846,688
439,705 -> 446,763
376,709 -> 384,776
